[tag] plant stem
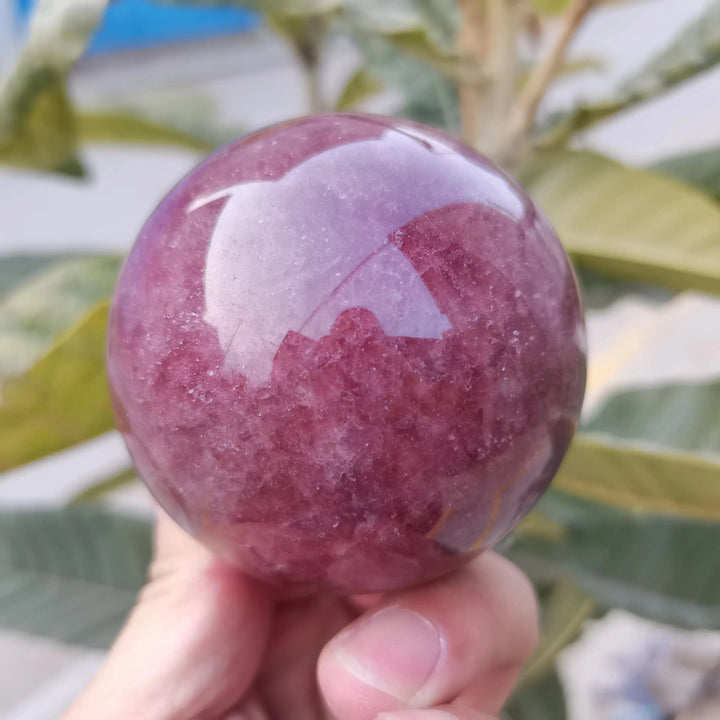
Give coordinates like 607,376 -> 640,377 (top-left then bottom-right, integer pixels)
501,0 -> 596,157
302,55 -> 324,114
295,27 -> 325,114
477,0 -> 521,156
456,0 -> 486,147
268,13 -> 327,114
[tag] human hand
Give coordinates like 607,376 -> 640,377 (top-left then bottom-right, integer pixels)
63,511 -> 538,720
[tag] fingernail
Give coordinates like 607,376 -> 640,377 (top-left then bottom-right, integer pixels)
333,606 -> 443,702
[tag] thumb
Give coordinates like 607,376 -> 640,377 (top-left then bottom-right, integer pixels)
63,512 -> 274,720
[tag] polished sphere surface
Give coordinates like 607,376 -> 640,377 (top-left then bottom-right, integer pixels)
108,113 -> 586,594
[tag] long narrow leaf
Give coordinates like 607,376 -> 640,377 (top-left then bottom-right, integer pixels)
0,301 -> 116,471
584,380 -> 720,454
335,68 -> 384,111
505,667 -> 568,720
0,255 -> 121,384
523,150 -> 720,295
538,1 -> 720,145
343,0 -> 457,51
0,507 -> 152,647
0,255 -> 120,470
78,112 -> 216,153
519,578 -> 595,685
509,491 -> 720,629
555,433 -> 720,521
0,0 -> 109,173
651,146 -> 720,200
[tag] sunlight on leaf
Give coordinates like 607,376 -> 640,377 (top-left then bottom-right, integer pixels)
0,301 -> 116,471
555,433 -> 720,522
514,510 -> 566,543
522,150 -> 720,295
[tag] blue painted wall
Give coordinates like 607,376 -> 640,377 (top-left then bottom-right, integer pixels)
14,0 -> 260,54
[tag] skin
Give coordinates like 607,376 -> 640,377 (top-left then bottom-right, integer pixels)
63,511 -> 538,720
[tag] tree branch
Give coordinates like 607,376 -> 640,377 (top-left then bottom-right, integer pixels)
502,0 -> 596,155
477,0 -> 522,155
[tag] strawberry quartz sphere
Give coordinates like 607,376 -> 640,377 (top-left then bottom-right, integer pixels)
108,113 -> 586,595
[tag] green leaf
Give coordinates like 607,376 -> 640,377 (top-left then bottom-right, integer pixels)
0,84 -> 80,175
384,27 -> 455,67
335,68 -> 384,110
70,467 -> 141,505
342,0 -> 460,68
376,32 -> 472,86
504,667 -> 567,720
519,56 -> 605,89
265,8 -> 335,77
651,146 -> 720,200
260,0 -> 341,13
0,507 -> 151,647
520,579 -> 595,685
0,255 -> 65,300
343,0 -> 440,39
584,380 -> 720,454
352,32 -> 460,131
78,112 -> 216,152
168,0 -> 341,13
409,0 -> 461,48
0,300 -> 116,471
509,491 -> 720,629
554,433 -> 720,522
351,2 -> 467,83
80,88 -> 245,150
522,150 -> 720,295
576,267 -> 673,311
397,72 -> 460,131
0,0 -> 109,173
0,262 -> 118,466
538,1 -> 720,145
0,255 -> 121,384
514,509 -> 566,543
530,0 -> 571,15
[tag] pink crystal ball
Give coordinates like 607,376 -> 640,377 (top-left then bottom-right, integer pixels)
108,113 -> 586,594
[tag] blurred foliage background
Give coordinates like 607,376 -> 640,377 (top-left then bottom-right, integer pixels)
1,1 -> 720,718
